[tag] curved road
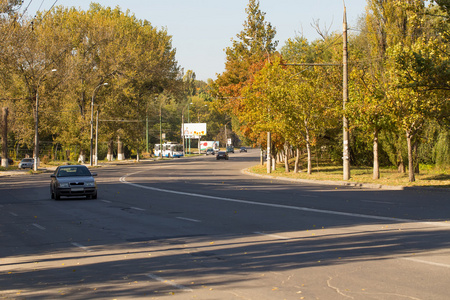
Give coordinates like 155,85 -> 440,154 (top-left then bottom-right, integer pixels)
1,150 -> 449,299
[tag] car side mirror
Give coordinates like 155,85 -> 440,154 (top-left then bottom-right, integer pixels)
91,173 -> 97,177
50,174 -> 56,178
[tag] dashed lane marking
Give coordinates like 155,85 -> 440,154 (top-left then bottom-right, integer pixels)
176,217 -> 202,223
119,174 -> 450,228
32,223 -> 45,230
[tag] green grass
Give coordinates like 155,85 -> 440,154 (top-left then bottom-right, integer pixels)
248,161 -> 450,188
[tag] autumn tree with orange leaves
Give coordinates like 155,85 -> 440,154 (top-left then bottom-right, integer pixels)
212,0 -> 278,146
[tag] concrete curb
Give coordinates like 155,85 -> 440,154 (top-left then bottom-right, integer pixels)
241,169 -> 449,192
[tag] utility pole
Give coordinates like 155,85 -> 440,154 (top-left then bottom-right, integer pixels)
343,4 -> 351,180
146,114 -> 149,154
279,4 -> 350,180
34,89 -> 39,171
160,101 -> 162,159
1,107 -> 8,168
267,131 -> 271,174
95,110 -> 99,166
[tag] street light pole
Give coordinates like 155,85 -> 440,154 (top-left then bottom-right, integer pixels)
90,82 -> 108,166
188,102 -> 192,154
34,89 -> 39,171
95,110 -> 99,166
34,69 -> 56,172
159,101 -> 162,159
343,5 -> 350,180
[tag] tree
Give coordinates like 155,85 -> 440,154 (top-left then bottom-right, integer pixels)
213,0 -> 278,149
1,4 -> 181,162
0,0 -> 21,15
356,0 -> 441,182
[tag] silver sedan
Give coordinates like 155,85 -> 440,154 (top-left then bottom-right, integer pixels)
50,165 -> 97,200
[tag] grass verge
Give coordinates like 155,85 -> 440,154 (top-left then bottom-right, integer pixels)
248,163 -> 449,189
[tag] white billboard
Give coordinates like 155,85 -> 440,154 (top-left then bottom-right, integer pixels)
182,123 -> 206,138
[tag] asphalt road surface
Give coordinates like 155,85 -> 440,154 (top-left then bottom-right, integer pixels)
1,150 -> 449,299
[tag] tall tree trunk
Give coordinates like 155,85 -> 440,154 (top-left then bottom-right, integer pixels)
373,128 -> 380,179
117,136 -> 124,160
305,124 -> 312,175
413,139 -> 419,174
284,141 -> 289,173
107,139 -> 114,161
397,145 -> 405,173
406,130 -> 415,182
260,148 -> 264,165
306,142 -> 312,175
294,148 -> 300,173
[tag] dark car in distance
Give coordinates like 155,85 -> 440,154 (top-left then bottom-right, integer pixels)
239,147 -> 247,152
226,145 -> 234,153
50,165 -> 97,200
216,151 -> 229,160
206,148 -> 215,155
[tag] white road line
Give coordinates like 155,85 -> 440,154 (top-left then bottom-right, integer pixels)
9,212 -> 18,216
119,175 -> 450,228
176,217 -> 202,223
71,242 -> 93,252
32,223 -> 45,230
361,200 -> 396,205
402,257 -> 450,269
254,231 -> 290,240
130,206 -> 145,211
146,273 -> 193,292
101,200 -> 112,203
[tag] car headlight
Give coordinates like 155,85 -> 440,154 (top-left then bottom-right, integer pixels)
85,182 -> 95,187
59,183 -> 70,188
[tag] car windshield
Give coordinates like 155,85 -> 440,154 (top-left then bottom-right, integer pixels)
57,166 -> 91,177
22,159 -> 33,162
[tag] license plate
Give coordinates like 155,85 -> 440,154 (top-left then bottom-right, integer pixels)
71,188 -> 83,192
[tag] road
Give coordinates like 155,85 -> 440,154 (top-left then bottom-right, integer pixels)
1,150 -> 449,299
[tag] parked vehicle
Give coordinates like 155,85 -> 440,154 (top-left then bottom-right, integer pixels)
206,148 -> 215,155
50,165 -> 97,200
18,158 -> 33,169
216,151 -> 229,160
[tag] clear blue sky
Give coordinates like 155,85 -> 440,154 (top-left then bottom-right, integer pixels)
24,0 -> 367,81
